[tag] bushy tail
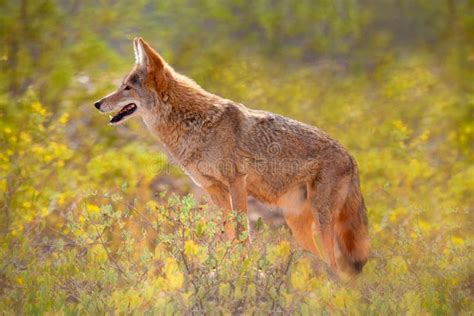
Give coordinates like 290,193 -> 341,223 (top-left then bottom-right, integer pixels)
334,168 -> 369,276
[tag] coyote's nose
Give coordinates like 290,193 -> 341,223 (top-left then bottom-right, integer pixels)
94,101 -> 101,110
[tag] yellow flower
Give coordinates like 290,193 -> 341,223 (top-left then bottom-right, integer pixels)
31,101 -> 47,115
184,240 -> 199,256
87,204 -> 100,214
41,207 -> 49,216
373,223 -> 382,233
19,132 -> 32,143
452,236 -> 464,246
57,194 -> 65,205
22,201 -> 32,209
418,220 -> 431,232
32,145 -> 45,155
393,119 -> 409,133
59,113 -> 69,125
184,240 -> 208,263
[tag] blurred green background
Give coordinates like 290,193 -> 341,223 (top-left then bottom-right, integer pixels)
0,0 -> 473,314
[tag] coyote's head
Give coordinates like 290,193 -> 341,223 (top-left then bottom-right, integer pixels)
94,37 -> 170,125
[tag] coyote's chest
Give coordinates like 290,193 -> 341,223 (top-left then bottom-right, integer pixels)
179,157 -> 229,189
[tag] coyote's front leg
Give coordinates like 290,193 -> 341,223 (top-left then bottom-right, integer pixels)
205,183 -> 236,240
228,175 -> 249,243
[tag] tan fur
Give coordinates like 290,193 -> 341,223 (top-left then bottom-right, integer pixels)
95,38 -> 370,276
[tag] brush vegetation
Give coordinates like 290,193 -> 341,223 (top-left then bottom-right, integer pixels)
0,0 -> 473,314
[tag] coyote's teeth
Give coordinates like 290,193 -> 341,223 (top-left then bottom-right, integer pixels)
109,115 -> 113,119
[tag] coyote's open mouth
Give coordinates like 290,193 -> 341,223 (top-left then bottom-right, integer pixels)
110,103 -> 137,124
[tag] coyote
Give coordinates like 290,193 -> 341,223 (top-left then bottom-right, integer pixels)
95,38 -> 369,276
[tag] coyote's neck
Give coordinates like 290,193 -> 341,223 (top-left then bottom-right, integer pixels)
143,73 -> 224,165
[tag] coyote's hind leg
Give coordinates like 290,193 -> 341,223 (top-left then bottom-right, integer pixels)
284,206 -> 321,257
279,185 -> 321,257
309,168 -> 352,271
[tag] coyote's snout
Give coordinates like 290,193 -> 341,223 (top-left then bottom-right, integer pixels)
95,37 -> 370,277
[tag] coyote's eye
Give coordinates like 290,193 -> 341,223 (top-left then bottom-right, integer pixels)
124,85 -> 132,91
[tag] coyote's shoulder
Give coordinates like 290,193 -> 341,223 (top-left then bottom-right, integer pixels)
95,38 -> 369,277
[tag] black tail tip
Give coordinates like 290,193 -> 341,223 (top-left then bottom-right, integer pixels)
353,260 -> 366,274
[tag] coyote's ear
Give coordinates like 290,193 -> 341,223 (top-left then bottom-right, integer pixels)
133,38 -> 143,65
133,37 -> 165,70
